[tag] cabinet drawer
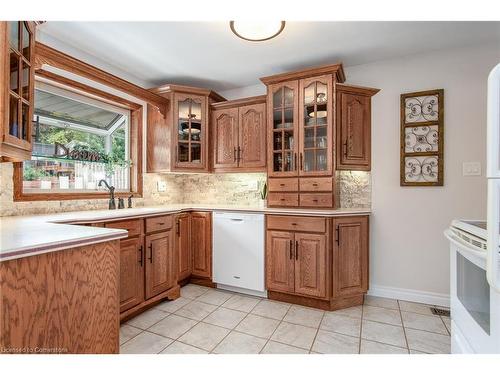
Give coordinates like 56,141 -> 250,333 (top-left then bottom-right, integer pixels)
267,193 -> 299,207
267,215 -> 327,233
105,219 -> 143,238
299,193 -> 333,208
299,177 -> 333,192
146,215 -> 173,233
268,178 -> 299,192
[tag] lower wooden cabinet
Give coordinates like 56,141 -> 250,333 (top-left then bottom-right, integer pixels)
176,213 -> 192,281
294,232 -> 327,298
266,230 -> 295,293
191,212 -> 212,279
105,217 -> 179,318
145,230 -> 176,299
332,216 -> 369,297
118,237 -> 145,312
266,214 -> 369,311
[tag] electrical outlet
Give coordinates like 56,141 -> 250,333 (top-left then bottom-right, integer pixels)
157,180 -> 167,192
462,162 -> 481,176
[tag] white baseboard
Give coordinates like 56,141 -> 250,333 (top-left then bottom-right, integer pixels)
367,284 -> 450,307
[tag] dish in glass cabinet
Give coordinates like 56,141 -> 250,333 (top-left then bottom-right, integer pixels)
182,128 -> 201,134
309,111 -> 327,119
316,93 -> 327,103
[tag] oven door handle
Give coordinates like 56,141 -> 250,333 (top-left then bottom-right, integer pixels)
444,229 -> 487,262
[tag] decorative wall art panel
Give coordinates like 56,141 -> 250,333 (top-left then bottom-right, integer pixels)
404,125 -> 439,153
400,89 -> 443,186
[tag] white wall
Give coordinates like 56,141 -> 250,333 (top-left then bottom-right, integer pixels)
221,43 -> 500,306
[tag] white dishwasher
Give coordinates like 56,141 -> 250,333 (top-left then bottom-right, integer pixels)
212,211 -> 266,297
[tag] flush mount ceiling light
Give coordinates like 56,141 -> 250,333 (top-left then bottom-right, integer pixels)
229,21 -> 285,42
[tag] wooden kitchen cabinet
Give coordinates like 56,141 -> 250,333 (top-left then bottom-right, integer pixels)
145,230 -> 176,299
294,232 -> 327,298
266,216 -> 328,299
104,216 -> 180,321
211,96 -> 266,172
332,215 -> 369,297
176,212 -> 192,282
0,21 -> 36,162
336,84 -> 379,171
262,65 -> 343,208
266,214 -> 369,311
191,211 -> 212,279
266,230 -> 295,293
119,237 -> 144,312
147,84 -> 225,173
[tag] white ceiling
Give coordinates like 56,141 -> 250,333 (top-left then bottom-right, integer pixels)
37,21 -> 500,93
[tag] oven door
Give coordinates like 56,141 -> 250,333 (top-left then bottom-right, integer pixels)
446,229 -> 499,353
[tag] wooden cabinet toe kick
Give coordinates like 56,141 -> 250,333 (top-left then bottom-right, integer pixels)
267,291 -> 364,311
120,285 -> 180,323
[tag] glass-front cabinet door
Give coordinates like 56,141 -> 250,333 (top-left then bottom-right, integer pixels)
298,75 -> 333,176
173,93 -> 207,170
268,81 -> 298,177
4,21 -> 35,151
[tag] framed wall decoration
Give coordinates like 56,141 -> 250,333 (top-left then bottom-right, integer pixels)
400,89 -> 444,186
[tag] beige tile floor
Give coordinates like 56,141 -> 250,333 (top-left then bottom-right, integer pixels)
120,284 -> 451,354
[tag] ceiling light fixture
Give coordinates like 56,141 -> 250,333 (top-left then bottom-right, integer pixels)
229,21 -> 285,42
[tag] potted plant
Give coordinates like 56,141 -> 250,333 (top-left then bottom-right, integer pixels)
22,165 -> 48,189
258,181 -> 267,208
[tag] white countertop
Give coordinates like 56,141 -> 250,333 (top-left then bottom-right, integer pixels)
0,204 -> 370,262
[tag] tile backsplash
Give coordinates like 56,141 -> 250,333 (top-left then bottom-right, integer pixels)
0,162 -> 370,217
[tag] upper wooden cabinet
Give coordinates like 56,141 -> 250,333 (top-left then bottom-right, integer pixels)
0,21 -> 36,162
211,96 -> 266,172
147,84 -> 225,173
336,84 -> 379,171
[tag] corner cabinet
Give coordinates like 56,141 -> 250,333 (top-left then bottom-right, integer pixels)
266,214 -> 369,311
147,85 -> 225,173
336,84 -> 379,171
211,96 -> 266,172
0,21 -> 36,162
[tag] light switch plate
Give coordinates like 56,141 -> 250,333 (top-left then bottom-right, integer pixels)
463,162 -> 481,176
248,181 -> 259,191
157,180 -> 167,192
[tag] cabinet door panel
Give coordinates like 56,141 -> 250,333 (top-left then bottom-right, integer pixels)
213,107 -> 239,169
145,230 -> 176,299
333,216 -> 369,297
268,81 -> 299,177
294,233 -> 327,298
191,212 -> 212,278
337,91 -> 371,170
119,237 -> 144,312
265,230 -> 295,293
298,75 -> 333,176
176,213 -> 192,281
239,103 -> 266,169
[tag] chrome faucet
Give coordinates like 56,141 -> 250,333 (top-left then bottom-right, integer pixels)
98,179 -> 116,210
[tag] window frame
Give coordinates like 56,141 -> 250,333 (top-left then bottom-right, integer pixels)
13,72 -> 143,201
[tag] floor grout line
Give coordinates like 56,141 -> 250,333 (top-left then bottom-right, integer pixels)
120,285 -> 450,354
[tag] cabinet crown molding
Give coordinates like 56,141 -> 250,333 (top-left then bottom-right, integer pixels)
260,62 -> 346,85
150,83 -> 226,103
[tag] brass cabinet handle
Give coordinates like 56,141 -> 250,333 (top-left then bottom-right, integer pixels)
343,141 -> 348,156
295,240 -> 299,260
234,147 -> 237,162
312,183 -> 318,187
148,243 -> 153,263
335,225 -> 340,245
138,245 -> 143,267
299,153 -> 303,170
294,153 -> 297,171
237,146 -> 242,162
289,240 -> 293,259
176,220 -> 180,235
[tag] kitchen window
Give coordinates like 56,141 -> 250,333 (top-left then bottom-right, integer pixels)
14,81 -> 142,200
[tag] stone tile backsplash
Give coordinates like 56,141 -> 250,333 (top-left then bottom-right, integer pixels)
0,162 -> 370,217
